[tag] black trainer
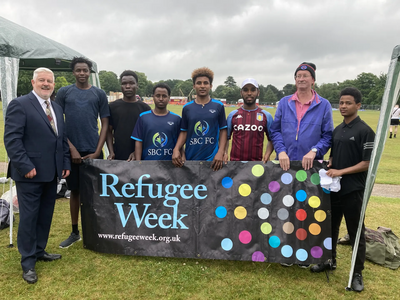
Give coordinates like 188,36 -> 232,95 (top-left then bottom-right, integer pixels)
59,232 -> 81,248
298,264 -> 310,269
352,273 -> 364,292
280,263 -> 293,267
310,260 -> 336,273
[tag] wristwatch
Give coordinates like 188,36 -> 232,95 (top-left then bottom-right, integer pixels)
311,148 -> 318,153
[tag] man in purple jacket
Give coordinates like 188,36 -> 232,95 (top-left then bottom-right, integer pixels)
270,62 -> 333,171
270,62 -> 333,269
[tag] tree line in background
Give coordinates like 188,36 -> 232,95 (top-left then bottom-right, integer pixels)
16,70 -> 388,105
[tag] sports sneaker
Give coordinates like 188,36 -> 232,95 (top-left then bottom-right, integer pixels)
59,232 -> 81,248
310,260 -> 336,273
351,273 -> 364,292
298,264 -> 310,269
280,263 -> 293,267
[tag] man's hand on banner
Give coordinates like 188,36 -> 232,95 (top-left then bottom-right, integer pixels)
302,150 -> 316,170
172,149 -> 184,167
83,152 -> 101,160
278,151 -> 290,171
107,151 -> 115,160
127,152 -> 135,162
262,152 -> 271,164
223,152 -> 229,164
70,146 -> 82,164
211,152 -> 223,171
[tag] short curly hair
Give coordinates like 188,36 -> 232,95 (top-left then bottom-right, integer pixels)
191,67 -> 214,84
153,83 -> 171,96
70,57 -> 92,71
119,70 -> 138,83
340,87 -> 362,104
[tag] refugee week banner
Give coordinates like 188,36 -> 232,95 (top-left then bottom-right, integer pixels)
80,159 -> 332,264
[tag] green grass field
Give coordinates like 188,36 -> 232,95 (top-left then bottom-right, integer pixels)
0,105 -> 399,299
1,197 -> 399,299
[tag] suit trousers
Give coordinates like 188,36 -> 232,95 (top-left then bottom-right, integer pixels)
16,176 -> 58,271
331,189 -> 366,273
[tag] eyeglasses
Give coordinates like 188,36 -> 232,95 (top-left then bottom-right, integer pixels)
295,74 -> 311,79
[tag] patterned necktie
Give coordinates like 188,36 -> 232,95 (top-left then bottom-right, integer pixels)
45,100 -> 57,135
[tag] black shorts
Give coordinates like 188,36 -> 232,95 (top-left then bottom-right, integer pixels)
390,119 -> 399,126
66,151 -> 103,191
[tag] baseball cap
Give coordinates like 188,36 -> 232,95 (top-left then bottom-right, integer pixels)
241,78 -> 259,89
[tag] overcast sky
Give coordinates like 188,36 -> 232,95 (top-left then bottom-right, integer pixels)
1,0 -> 399,89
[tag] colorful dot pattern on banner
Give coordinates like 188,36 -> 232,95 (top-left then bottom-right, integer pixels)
239,184 -> 251,197
277,208 -> 289,220
296,209 -> 307,221
283,222 -> 294,234
324,238 -> 332,250
308,196 -> 321,208
281,173 -> 293,185
260,193 -> 272,204
311,246 -> 323,258
296,190 -> 307,202
239,231 -> 252,244
215,206 -> 227,218
310,173 -> 320,185
258,208 -> 269,219
261,222 -> 272,234
283,195 -> 295,207
269,236 -> 281,248
221,238 -> 233,251
268,181 -> 280,193
296,170 -> 307,182
234,206 -> 247,219
281,245 -> 293,258
218,163 -> 331,263
314,210 -> 326,222
221,177 -> 233,188
252,251 -> 265,262
309,223 -> 321,235
296,249 -> 308,261
296,228 -> 307,240
252,164 -> 265,177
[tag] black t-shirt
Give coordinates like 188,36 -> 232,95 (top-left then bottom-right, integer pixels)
330,116 -> 375,195
109,99 -> 151,160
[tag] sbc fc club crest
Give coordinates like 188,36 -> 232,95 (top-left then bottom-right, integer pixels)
194,121 -> 210,136
152,132 -> 168,147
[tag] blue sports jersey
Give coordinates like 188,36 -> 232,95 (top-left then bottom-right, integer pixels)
56,84 -> 110,152
131,111 -> 181,160
181,99 -> 227,161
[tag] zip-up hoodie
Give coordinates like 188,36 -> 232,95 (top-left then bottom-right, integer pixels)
270,93 -> 333,160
